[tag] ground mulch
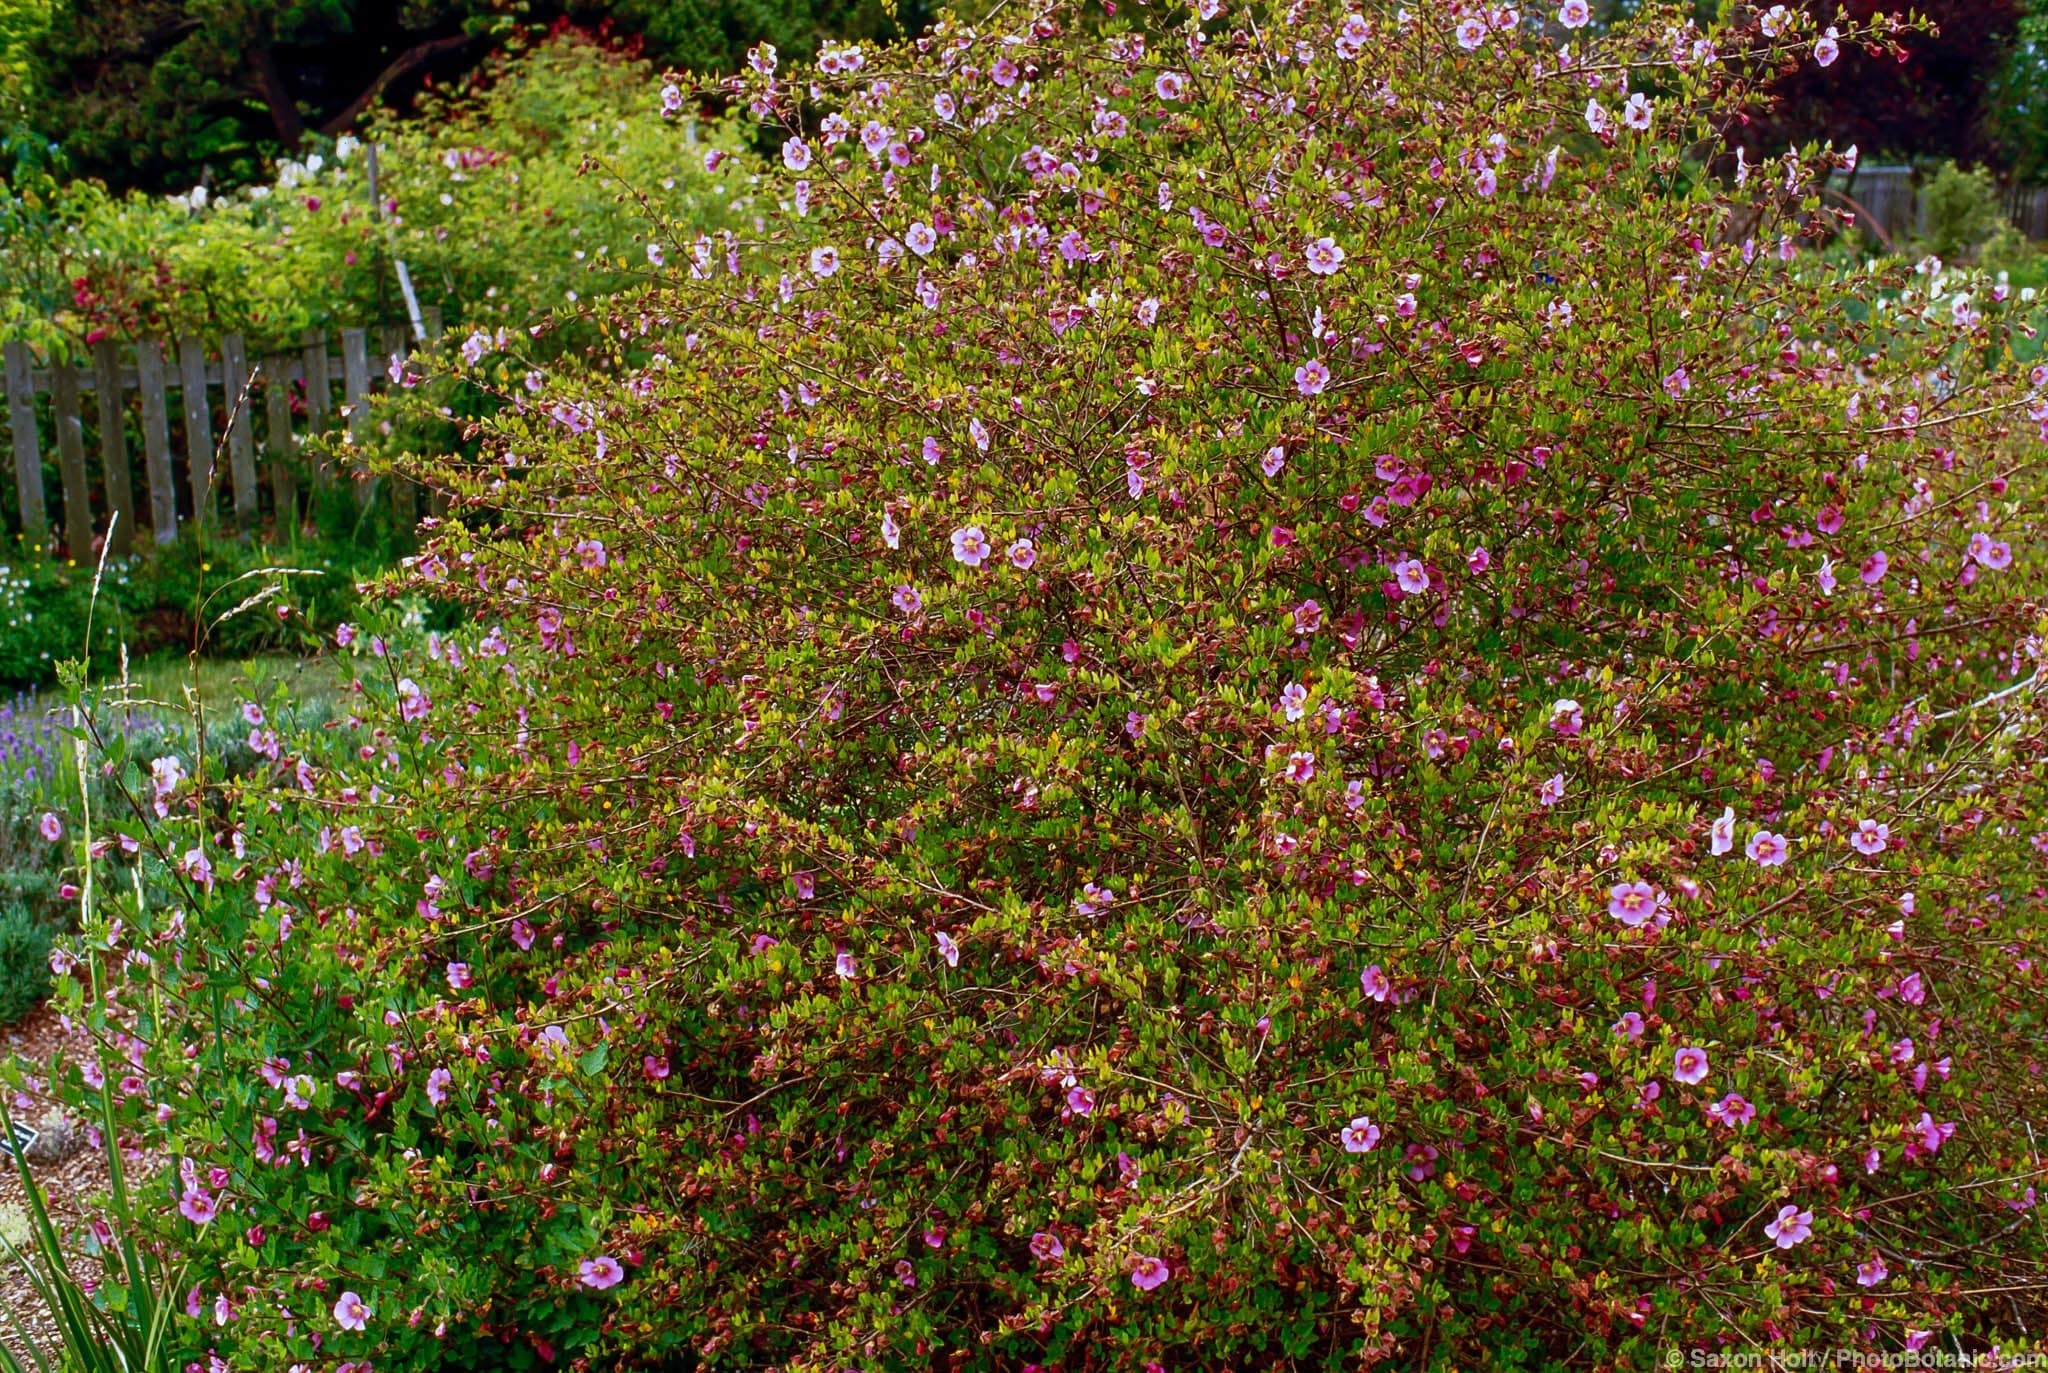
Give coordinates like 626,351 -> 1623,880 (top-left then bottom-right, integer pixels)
0,1005 -> 117,1359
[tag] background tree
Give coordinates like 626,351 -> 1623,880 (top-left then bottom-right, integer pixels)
1733,0 -> 2025,168
20,0 -> 927,193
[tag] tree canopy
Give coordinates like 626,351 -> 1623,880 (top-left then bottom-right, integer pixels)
18,0 -> 928,192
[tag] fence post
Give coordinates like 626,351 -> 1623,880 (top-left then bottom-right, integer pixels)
220,333 -> 260,528
93,340 -> 134,558
302,329 -> 333,487
378,324 -> 417,527
422,305 -> 444,342
178,337 -> 214,524
3,340 -> 46,540
341,326 -> 372,506
52,363 -> 93,560
136,341 -> 178,544
263,355 -> 298,531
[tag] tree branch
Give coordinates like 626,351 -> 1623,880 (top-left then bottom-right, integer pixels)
318,34 -> 484,137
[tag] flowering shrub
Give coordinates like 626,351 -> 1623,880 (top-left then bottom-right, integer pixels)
25,0 -> 2048,1368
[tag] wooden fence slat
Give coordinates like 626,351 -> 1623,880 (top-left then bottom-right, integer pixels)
263,354 -> 298,531
52,364 -> 92,560
341,326 -> 372,507
136,341 -> 178,544
302,329 -> 333,487
220,333 -> 259,526
178,337 -> 214,523
4,340 -> 45,538
93,340 -> 134,558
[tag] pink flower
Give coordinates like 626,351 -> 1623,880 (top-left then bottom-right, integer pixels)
1661,365 -> 1689,398
1359,965 -> 1390,1002
1557,0 -> 1590,26
809,246 -> 840,277
38,812 -> 61,843
1280,682 -> 1309,721
179,1189 -> 218,1225
446,962 -> 472,990
1539,773 -> 1566,807
1614,1011 -> 1645,1040
934,930 -> 960,967
1672,1047 -> 1709,1085
1154,72 -> 1186,101
1860,550 -> 1888,585
1814,27 -> 1840,66
1260,446 -> 1287,478
1710,806 -> 1737,855
1706,1093 -> 1755,1127
1392,559 -> 1430,596
1066,1085 -> 1096,1116
1968,530 -> 2014,570
892,585 -> 923,616
1304,237 -> 1346,276
1008,538 -> 1037,570
1295,359 -> 1331,396
182,846 -> 214,888
1340,1115 -> 1382,1152
1763,1204 -> 1813,1249
1857,1254 -> 1888,1287
835,949 -> 857,979
1621,93 -> 1653,132
1130,1254 -> 1171,1290
1850,819 -> 1889,856
950,526 -> 990,568
1913,1112 -> 1955,1154
905,222 -> 938,256
1466,546 -> 1491,573
1283,751 -> 1316,783
1291,599 -> 1323,635
426,1067 -> 452,1107
1745,830 -> 1789,867
1606,880 -> 1658,927
1455,15 -> 1487,49
579,1256 -> 626,1290
333,1290 -> 369,1331
1550,699 -> 1583,736
643,1055 -> 670,1079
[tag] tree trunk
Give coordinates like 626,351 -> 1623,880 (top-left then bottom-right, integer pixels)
249,44 -> 306,148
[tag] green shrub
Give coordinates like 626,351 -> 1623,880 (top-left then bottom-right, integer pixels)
1918,160 -> 2007,261
0,538 -> 128,688
1,30 -> 759,357
27,2 -> 2048,1370
1981,222 -> 2036,276
0,902 -> 50,1024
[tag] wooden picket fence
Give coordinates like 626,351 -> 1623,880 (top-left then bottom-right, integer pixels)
1834,165 -> 2048,249
2,309 -> 442,560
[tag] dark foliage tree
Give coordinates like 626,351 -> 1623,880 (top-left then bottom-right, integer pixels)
22,0 -> 926,192
1733,0 -> 2025,169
